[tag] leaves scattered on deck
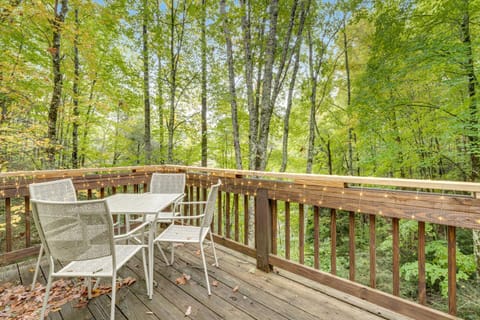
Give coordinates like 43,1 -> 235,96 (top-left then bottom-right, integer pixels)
0,277 -> 136,319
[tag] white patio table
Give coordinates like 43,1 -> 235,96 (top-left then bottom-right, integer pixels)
106,193 -> 183,299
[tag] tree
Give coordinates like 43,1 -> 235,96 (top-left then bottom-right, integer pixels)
143,0 -> 152,164
47,0 -> 69,168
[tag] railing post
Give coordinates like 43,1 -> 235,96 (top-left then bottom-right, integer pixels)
255,188 -> 272,272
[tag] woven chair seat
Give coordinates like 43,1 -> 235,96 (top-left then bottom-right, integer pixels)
155,225 -> 209,243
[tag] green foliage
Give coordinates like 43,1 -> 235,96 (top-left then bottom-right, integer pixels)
400,240 -> 476,297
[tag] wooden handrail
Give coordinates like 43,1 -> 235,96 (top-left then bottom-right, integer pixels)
1,165 -> 479,319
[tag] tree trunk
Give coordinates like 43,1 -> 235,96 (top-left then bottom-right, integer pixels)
47,0 -> 68,169
143,0 -> 152,164
80,77 -> 96,167
281,0 -> 310,172
306,30 -> 318,174
220,0 -> 243,169
461,2 -> 480,277
256,0 -> 279,171
167,2 -> 176,163
201,0 -> 207,167
72,8 -> 79,169
166,0 -> 186,163
240,0 -> 257,170
343,17 -> 354,176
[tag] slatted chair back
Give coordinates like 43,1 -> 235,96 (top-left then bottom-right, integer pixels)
150,173 -> 185,194
31,199 -> 114,262
29,178 -> 77,202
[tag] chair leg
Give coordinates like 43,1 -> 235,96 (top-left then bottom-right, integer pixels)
209,230 -> 219,267
31,244 -> 43,290
156,241 -> 170,265
40,272 -> 53,319
200,242 -> 211,295
110,272 -> 117,320
170,242 -> 175,265
141,247 -> 150,297
87,277 -> 92,299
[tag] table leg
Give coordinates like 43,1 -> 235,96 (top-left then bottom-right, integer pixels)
148,223 -> 154,299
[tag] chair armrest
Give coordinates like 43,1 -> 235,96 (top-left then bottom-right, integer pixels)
172,214 -> 206,220
176,201 -> 207,206
114,220 -> 150,241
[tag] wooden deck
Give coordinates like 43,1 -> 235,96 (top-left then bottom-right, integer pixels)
1,243 -> 412,320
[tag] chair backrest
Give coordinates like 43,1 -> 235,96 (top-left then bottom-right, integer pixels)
31,199 -> 114,262
201,180 -> 221,229
150,173 -> 186,194
29,178 -> 77,201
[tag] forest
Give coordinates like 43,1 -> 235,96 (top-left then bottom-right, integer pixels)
1,0 -> 480,317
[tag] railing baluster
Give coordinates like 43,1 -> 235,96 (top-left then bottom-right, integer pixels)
330,208 -> 336,275
349,211 -> 355,281
226,192 -> 231,239
448,225 -> 456,315
285,201 -> 290,260
369,214 -> 376,288
243,195 -> 249,245
87,189 -> 92,199
196,186 -> 200,226
392,218 -> 400,296
189,185 -> 194,224
234,194 -> 239,242
6,197 -> 12,252
271,199 -> 277,255
217,189 -> 222,236
418,221 -> 426,305
314,205 -> 319,269
25,196 -> 31,248
299,203 -> 304,265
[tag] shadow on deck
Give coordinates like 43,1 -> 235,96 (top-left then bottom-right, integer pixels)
0,244 -> 411,320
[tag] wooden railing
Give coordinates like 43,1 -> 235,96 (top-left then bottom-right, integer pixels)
2,165 -> 480,319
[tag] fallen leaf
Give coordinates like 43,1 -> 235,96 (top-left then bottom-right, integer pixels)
212,280 -> 219,287
146,311 -> 154,315
185,305 -> 192,316
195,250 -> 200,255
232,285 -> 239,292
248,267 -> 256,274
183,273 -> 191,281
176,276 -> 187,285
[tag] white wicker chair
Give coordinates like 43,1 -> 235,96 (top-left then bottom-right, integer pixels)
29,179 -> 77,290
31,199 -> 146,320
153,180 -> 220,295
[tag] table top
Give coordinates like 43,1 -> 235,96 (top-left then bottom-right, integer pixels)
106,193 -> 182,214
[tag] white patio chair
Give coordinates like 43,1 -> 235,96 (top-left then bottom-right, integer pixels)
29,178 -> 77,290
153,180 -> 221,295
29,179 -> 149,295
127,173 -> 186,228
125,173 -> 186,259
31,198 -> 147,320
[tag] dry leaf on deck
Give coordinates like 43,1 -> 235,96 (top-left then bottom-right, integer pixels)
146,311 -> 154,315
248,267 -> 256,274
195,250 -> 200,255
232,285 -> 239,292
185,305 -> 192,316
176,276 -> 187,285
183,273 -> 191,281
212,280 -> 219,287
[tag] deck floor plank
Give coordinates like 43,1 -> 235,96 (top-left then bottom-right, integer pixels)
200,243 -> 412,320
143,254 -> 256,320
172,245 -> 322,320
118,262 -> 189,320
1,243 -> 412,320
